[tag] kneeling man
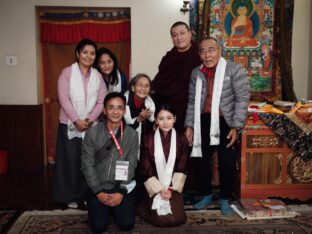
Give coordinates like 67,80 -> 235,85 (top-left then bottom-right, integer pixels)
81,92 -> 138,233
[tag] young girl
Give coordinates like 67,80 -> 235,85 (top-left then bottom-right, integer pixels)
124,73 -> 155,155
137,103 -> 189,227
95,47 -> 128,94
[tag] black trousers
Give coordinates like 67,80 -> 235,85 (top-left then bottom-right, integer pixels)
194,113 -> 238,199
86,189 -> 135,233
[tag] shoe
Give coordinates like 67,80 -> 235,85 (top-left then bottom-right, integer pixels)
194,194 -> 213,210
220,199 -> 234,215
67,202 -> 78,209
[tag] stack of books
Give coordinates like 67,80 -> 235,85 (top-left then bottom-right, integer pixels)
231,199 -> 299,220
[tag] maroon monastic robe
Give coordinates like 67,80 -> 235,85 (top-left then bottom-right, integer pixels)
152,43 -> 201,132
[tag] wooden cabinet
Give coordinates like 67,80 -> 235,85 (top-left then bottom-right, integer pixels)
240,118 -> 312,201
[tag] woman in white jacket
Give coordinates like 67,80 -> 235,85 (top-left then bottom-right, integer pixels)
124,73 -> 155,204
124,73 -> 155,155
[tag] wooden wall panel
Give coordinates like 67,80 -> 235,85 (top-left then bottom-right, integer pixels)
0,105 -> 44,172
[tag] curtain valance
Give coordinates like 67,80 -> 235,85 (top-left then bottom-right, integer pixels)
39,9 -> 130,43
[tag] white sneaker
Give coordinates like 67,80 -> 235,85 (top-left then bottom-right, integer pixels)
67,202 -> 78,209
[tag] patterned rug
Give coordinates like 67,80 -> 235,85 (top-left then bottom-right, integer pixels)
7,205 -> 312,233
0,210 -> 21,234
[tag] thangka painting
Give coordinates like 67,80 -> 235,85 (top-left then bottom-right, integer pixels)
205,0 -> 281,100
210,0 -> 276,95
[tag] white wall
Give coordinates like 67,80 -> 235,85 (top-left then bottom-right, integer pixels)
292,0 -> 311,100
308,1 -> 312,99
0,0 -> 187,105
0,0 -> 311,104
1,0 -> 38,104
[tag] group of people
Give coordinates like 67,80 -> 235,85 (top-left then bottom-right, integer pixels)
53,21 -> 250,233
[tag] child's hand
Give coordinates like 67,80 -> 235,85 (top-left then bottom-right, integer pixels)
160,189 -> 172,201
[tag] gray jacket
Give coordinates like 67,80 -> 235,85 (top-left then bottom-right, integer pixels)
185,59 -> 250,129
81,122 -> 138,195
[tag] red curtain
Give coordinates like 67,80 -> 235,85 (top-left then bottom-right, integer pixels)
40,20 -> 130,43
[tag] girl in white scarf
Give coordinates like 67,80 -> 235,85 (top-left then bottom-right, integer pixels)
137,104 -> 189,227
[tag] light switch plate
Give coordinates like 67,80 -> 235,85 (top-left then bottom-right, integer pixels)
5,55 -> 18,66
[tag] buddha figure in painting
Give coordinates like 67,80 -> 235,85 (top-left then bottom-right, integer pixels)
227,4 -> 258,48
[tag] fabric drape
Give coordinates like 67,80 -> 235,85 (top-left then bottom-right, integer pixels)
40,20 -> 130,43
39,8 -> 130,43
275,0 -> 297,101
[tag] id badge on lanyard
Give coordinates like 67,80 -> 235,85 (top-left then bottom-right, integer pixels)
108,122 -> 129,181
115,160 -> 129,181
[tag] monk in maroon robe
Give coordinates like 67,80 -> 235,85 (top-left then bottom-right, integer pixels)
152,22 -> 201,133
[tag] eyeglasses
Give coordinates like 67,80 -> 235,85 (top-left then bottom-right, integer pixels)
105,106 -> 125,111
199,47 -> 218,55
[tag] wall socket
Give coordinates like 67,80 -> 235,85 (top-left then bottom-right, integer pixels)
5,55 -> 18,66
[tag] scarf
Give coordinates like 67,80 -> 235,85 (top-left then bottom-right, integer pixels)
107,69 -> 122,93
67,62 -> 100,140
134,96 -> 144,109
152,128 -> 177,215
124,91 -> 155,159
191,57 -> 226,157
200,66 -> 216,79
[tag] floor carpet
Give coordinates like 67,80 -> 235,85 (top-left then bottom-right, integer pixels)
0,210 -> 21,234
7,205 -> 312,234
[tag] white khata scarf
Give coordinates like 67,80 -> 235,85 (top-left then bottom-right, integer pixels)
191,57 -> 226,157
124,91 -> 155,159
107,69 -> 122,93
67,62 -> 100,140
152,128 -> 177,215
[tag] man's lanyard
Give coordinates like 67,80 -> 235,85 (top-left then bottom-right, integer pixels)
108,121 -> 123,157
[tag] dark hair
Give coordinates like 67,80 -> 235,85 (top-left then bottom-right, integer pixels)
104,92 -> 126,107
155,103 -> 176,119
95,47 -> 121,86
129,73 -> 152,91
170,21 -> 190,35
75,38 -> 97,60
